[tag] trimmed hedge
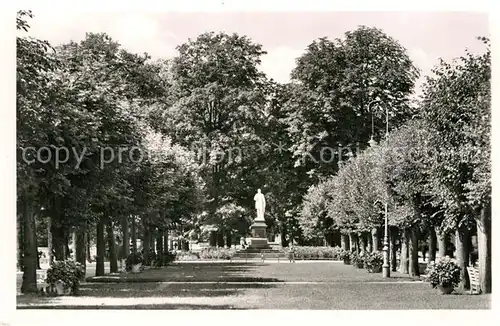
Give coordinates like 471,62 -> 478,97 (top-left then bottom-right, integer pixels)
284,246 -> 343,260
174,248 -> 235,261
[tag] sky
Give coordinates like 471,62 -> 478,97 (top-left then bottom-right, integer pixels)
25,11 -> 489,94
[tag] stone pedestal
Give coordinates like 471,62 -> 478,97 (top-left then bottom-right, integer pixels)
248,220 -> 269,249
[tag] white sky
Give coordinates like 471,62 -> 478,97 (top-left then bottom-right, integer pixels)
25,11 -> 488,94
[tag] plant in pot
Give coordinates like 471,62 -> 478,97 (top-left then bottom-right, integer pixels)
425,257 -> 461,294
126,252 -> 143,273
364,252 -> 383,273
46,260 -> 85,295
340,250 -> 351,265
351,252 -> 366,268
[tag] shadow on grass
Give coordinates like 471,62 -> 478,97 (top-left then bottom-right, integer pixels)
77,281 -> 277,298
86,262 -> 283,284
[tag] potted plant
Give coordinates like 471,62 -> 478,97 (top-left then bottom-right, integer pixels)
126,252 -> 143,273
340,250 -> 351,265
351,252 -> 366,268
46,260 -> 85,295
364,252 -> 383,273
425,257 -> 461,294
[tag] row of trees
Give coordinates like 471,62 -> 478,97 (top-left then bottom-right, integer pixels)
299,38 -> 491,292
17,11 -> 204,292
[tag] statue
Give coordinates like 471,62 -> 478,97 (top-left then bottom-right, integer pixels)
254,189 -> 266,221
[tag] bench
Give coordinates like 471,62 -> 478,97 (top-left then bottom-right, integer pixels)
36,269 -> 49,293
467,266 -> 481,294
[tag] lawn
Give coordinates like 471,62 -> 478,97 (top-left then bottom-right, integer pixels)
16,262 -> 491,309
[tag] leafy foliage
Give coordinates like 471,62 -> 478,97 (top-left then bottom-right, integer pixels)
425,257 -> 462,288
46,260 -> 85,293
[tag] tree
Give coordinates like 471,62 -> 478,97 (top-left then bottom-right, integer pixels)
282,26 -> 419,182
420,38 -> 491,292
17,10 -> 59,293
156,32 -> 271,238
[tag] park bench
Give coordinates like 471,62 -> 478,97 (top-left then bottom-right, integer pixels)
36,269 -> 49,293
467,266 -> 481,294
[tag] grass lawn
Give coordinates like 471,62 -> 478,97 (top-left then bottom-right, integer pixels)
17,262 -> 490,309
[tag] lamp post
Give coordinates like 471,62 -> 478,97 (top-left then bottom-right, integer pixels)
368,99 -> 390,278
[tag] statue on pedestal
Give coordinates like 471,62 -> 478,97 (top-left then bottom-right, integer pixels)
254,189 -> 266,221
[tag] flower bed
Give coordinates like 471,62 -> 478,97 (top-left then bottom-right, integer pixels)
199,247 -> 235,260
284,246 -> 343,260
175,251 -> 200,261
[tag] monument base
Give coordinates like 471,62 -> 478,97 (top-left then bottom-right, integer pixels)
248,220 -> 269,249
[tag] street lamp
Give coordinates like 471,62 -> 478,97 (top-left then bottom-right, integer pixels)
368,99 -> 390,278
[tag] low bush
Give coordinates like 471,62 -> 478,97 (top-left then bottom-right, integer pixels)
339,250 -> 351,264
125,252 -> 143,271
284,246 -> 343,260
175,251 -> 200,261
152,251 -> 177,266
364,251 -> 383,273
199,247 -> 235,260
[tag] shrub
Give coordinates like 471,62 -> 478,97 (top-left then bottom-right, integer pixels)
175,251 -> 200,261
425,257 -> 461,288
152,251 -> 177,267
46,260 -> 85,295
351,252 -> 367,268
199,247 -> 235,260
339,250 -> 351,264
364,252 -> 383,273
125,252 -> 143,271
283,246 -> 343,260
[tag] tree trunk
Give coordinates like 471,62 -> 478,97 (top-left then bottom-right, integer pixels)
341,234 -> 349,251
46,217 -> 53,266
358,232 -> 366,253
349,233 -> 358,253
428,227 -> 437,263
280,224 -> 289,247
143,224 -> 151,265
476,205 -> 491,293
366,232 -> 372,252
163,230 -> 169,254
225,230 -> 232,248
436,227 -> 447,259
217,230 -> 225,247
122,216 -> 130,260
21,198 -> 38,294
51,223 -> 65,261
17,214 -> 24,271
399,229 -> 409,274
131,216 -> 137,254
95,218 -> 105,276
371,227 -> 379,252
156,231 -> 164,266
75,229 -> 86,279
85,231 -> 91,263
209,231 -> 217,247
390,227 -> 397,272
455,225 -> 471,290
408,227 -> 420,277
106,219 -> 118,273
